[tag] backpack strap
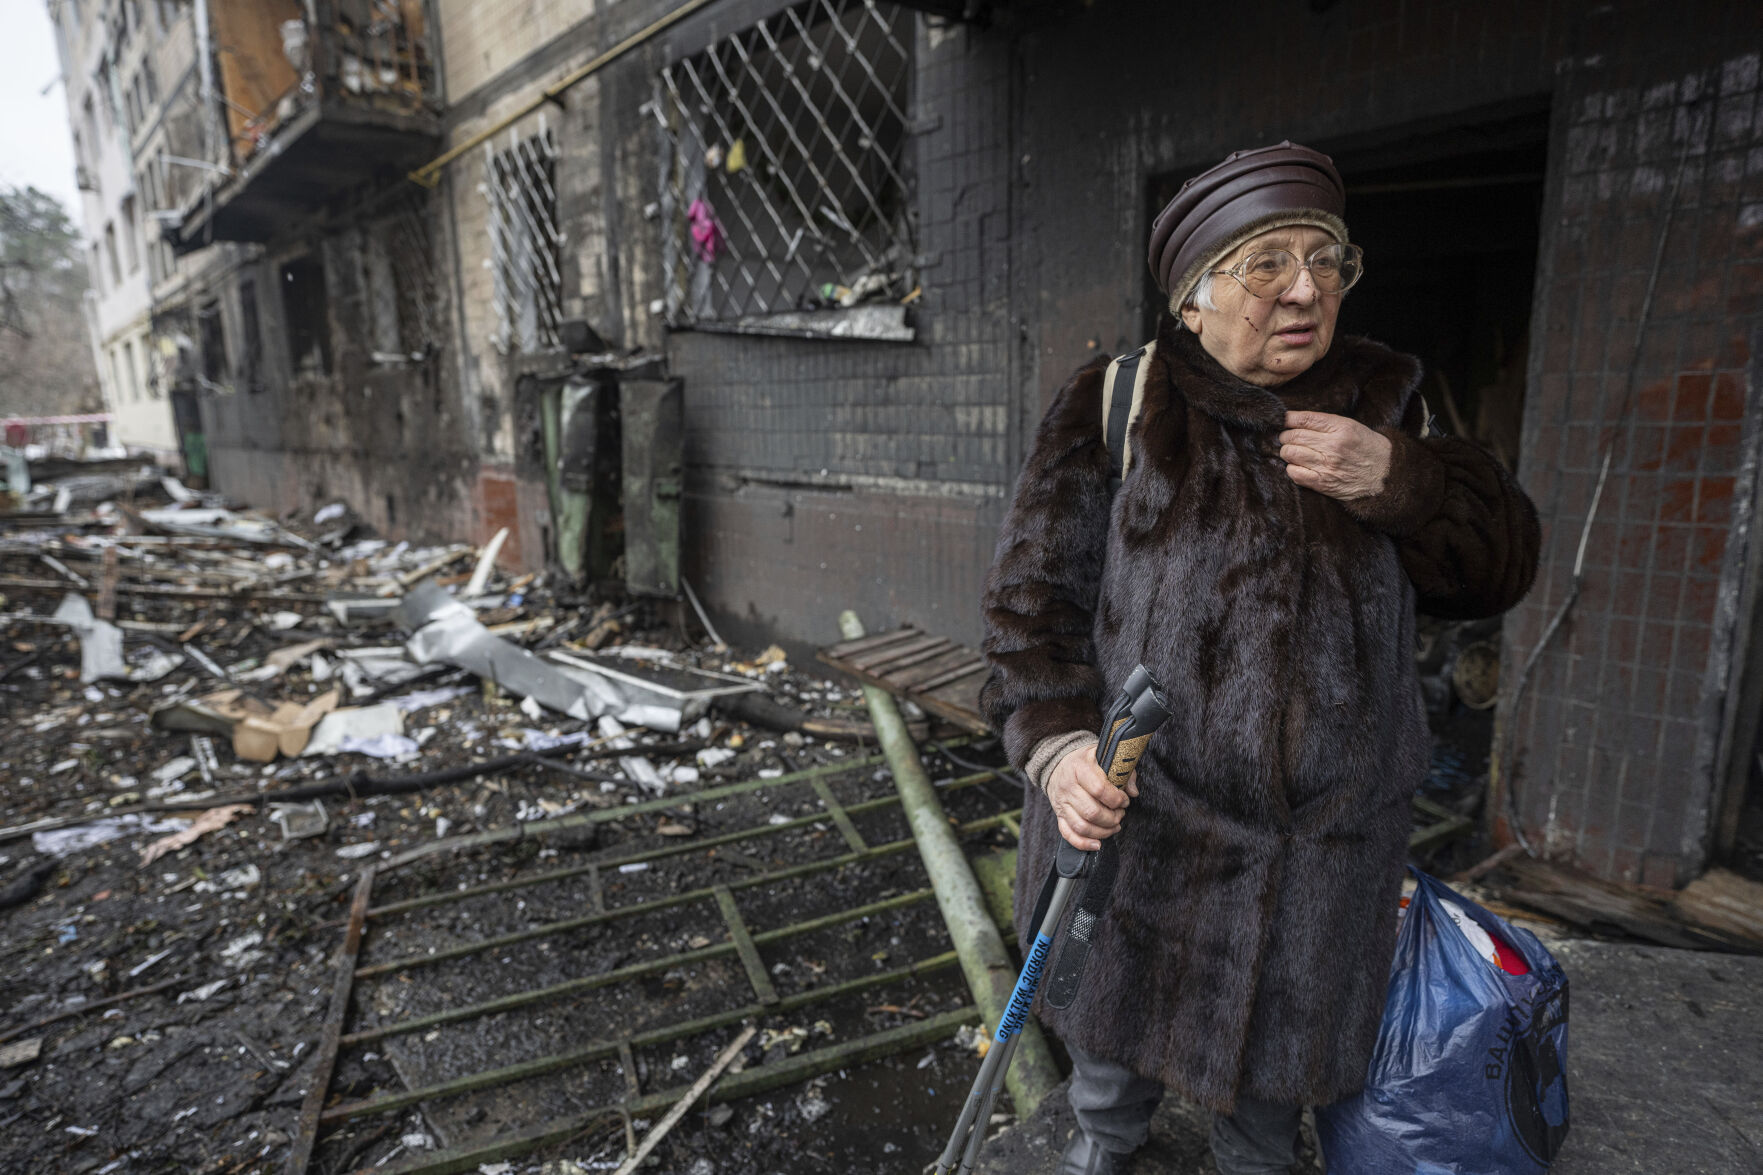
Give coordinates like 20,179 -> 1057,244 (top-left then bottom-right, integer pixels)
1100,340 -> 1157,492
1418,394 -> 1440,438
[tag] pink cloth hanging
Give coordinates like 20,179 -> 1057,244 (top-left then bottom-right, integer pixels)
687,198 -> 723,263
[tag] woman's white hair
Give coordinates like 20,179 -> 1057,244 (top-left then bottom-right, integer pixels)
1173,270 -> 1218,327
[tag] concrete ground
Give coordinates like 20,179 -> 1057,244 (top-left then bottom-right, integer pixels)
975,939 -> 1763,1174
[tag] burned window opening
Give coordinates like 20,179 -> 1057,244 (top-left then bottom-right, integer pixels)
196,299 -> 228,394
366,197 -> 441,359
655,0 -> 917,328
281,254 -> 333,378
238,277 -> 264,394
484,122 -> 564,354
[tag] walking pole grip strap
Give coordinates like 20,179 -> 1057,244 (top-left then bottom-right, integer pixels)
1044,833 -> 1118,1009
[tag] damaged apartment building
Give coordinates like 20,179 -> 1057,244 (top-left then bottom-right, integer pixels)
49,0 -> 1763,898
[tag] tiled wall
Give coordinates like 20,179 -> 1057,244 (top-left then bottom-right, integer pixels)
1502,19 -> 1763,886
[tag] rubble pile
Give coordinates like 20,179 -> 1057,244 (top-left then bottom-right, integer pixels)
0,477 -> 962,1174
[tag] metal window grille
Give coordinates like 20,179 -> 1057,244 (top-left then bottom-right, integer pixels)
483,121 -> 565,353
655,0 -> 916,326
366,195 -> 441,356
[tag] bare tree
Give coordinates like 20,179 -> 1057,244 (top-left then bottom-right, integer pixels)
0,185 -> 102,417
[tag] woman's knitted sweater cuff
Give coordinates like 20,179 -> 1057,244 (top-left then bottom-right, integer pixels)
1024,729 -> 1100,794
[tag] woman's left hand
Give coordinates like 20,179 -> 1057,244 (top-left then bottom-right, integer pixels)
1277,410 -> 1392,501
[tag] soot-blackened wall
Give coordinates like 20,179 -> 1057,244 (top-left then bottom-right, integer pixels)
661,16 -> 1021,654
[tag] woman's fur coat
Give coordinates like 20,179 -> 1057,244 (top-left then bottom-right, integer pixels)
979,311 -> 1540,1113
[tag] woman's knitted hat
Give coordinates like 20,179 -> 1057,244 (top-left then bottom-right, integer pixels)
1148,141 -> 1348,306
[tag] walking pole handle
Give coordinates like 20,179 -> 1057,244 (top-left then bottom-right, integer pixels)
1097,665 -> 1168,790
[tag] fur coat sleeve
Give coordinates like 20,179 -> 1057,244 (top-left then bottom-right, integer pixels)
977,356 -> 1115,770
1342,393 -> 1542,620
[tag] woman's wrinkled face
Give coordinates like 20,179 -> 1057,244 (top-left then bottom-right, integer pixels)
1179,224 -> 1344,387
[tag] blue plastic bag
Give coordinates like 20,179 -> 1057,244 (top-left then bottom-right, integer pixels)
1317,868 -> 1570,1173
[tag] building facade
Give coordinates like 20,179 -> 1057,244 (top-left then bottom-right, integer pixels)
49,0 -> 180,456
54,0 -> 1763,892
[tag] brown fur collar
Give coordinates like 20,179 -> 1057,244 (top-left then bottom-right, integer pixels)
1147,310 -> 1419,434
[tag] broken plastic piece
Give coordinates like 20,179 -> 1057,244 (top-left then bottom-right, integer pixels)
401,580 -> 679,730
51,593 -> 125,683
302,702 -> 405,757
269,800 -> 329,841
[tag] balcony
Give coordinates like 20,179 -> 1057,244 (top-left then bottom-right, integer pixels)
170,0 -> 439,250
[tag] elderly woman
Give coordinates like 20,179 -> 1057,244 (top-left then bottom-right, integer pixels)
978,142 -> 1540,1175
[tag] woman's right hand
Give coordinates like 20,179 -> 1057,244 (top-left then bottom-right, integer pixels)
1046,745 -> 1138,851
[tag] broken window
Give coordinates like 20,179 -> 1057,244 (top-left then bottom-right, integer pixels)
238,277 -> 263,394
122,339 -> 141,401
483,122 -> 564,353
280,255 -> 333,378
197,299 -> 228,392
363,197 -> 440,358
104,223 -> 121,286
655,0 -> 917,327
121,196 -> 139,273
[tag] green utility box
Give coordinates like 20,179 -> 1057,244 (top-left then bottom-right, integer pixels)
619,378 -> 683,598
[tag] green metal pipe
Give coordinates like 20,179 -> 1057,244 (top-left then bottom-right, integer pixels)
838,611 -> 1060,1116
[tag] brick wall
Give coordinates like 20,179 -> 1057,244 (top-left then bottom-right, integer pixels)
433,0 -> 614,103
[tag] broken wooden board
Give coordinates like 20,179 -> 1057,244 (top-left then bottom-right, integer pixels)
1670,867 -> 1763,950
1495,857 -> 1760,953
818,625 -> 989,735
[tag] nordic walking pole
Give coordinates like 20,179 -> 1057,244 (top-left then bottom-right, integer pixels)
932,666 -> 1169,1174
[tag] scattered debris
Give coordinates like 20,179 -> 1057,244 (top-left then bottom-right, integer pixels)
32,815 -> 186,859
1,484 -> 1012,1172
1493,856 -> 1763,953
0,1040 -> 43,1069
138,804 -> 255,866
267,800 -> 330,840
177,980 -> 230,1004
0,860 -> 55,910
153,687 -> 341,762
1672,868 -> 1763,950
613,1026 -> 759,1175
404,580 -> 684,729
302,702 -> 406,757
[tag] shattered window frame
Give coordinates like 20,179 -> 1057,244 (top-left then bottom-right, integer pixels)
483,121 -> 566,355
654,0 -> 918,337
279,254 -> 333,380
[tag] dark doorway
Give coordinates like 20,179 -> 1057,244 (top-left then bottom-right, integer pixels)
1333,107 -> 1550,866
1331,115 -> 1548,473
